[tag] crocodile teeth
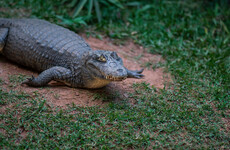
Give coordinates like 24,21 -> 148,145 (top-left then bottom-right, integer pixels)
105,75 -> 126,81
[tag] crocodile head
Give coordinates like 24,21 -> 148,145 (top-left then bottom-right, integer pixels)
85,50 -> 128,81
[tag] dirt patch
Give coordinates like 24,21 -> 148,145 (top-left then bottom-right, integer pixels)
0,35 -> 171,107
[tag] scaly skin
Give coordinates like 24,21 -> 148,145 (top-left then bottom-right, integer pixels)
0,18 -> 144,89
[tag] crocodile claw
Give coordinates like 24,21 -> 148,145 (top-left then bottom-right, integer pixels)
127,68 -> 144,79
136,68 -> 144,74
21,75 -> 35,85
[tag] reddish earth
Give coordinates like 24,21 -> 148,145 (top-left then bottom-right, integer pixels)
0,34 -> 171,107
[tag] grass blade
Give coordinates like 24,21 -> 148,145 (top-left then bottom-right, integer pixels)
73,0 -> 87,18
87,0 -> 93,17
68,0 -> 79,8
94,0 -> 102,22
107,0 -> 124,9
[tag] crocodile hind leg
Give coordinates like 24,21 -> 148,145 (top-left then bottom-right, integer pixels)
22,66 -> 72,87
0,28 -> 8,53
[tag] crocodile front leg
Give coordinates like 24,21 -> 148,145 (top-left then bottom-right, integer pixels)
22,66 -> 72,87
126,68 -> 144,79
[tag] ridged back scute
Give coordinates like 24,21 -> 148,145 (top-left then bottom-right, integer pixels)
0,18 -> 92,71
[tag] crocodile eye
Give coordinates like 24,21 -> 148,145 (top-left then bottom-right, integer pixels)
97,54 -> 106,62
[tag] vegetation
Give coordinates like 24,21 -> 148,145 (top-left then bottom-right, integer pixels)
0,0 -> 229,149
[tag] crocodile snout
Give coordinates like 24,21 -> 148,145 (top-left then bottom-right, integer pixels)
109,62 -> 117,68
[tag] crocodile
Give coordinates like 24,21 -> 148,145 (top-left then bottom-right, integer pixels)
0,18 -> 144,89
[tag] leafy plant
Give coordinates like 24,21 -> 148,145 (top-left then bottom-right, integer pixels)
70,0 -> 124,22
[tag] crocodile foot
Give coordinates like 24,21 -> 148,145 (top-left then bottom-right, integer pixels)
21,75 -> 35,86
127,68 -> 144,79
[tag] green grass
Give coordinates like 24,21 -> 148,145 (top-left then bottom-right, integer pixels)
0,78 -> 4,85
0,84 -> 229,149
0,0 -> 229,149
8,74 -> 28,88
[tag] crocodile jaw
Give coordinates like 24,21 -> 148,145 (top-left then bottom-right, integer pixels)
85,78 -> 112,89
105,75 -> 127,81
84,75 -> 127,89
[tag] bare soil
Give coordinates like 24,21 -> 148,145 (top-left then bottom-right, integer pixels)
0,35 -> 171,107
